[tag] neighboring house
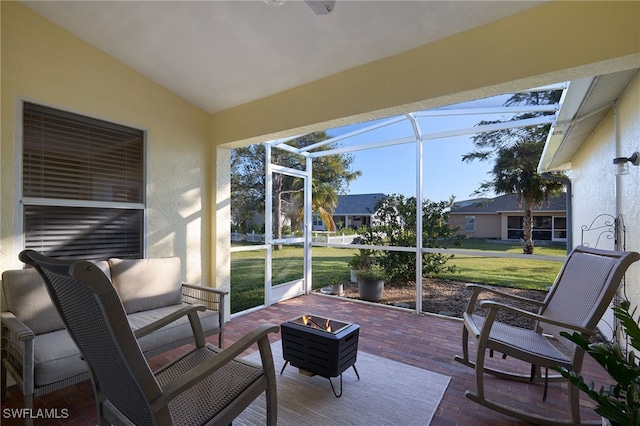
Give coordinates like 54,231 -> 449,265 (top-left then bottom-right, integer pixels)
449,194 -> 567,242
313,193 -> 387,231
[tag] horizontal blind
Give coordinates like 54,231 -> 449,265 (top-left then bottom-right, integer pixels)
22,103 -> 145,260
23,103 -> 144,203
24,206 -> 143,260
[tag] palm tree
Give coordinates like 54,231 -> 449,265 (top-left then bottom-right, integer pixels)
484,141 -> 565,253
310,181 -> 339,231
463,90 -> 566,254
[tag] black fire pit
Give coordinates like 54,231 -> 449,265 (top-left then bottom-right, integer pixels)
280,314 -> 360,397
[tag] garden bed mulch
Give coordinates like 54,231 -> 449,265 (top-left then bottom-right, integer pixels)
321,278 -> 548,329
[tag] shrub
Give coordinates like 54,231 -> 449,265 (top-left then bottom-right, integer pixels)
357,194 -> 462,283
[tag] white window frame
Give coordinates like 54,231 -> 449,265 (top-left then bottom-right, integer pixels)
15,99 -> 149,261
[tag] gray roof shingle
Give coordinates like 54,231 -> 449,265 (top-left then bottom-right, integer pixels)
450,193 -> 566,214
334,193 -> 387,215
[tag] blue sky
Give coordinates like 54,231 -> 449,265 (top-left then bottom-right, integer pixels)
323,96 -> 516,203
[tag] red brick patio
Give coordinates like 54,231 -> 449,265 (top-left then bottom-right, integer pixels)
2,293 -> 610,425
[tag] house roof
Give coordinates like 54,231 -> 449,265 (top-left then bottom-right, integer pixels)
450,193 -> 566,214
539,68 -> 639,173
334,193 -> 386,216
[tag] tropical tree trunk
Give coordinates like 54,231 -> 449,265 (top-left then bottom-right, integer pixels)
522,198 -> 535,254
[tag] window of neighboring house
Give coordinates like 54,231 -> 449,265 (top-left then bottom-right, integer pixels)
312,215 -> 324,227
553,216 -> 567,240
463,216 -> 475,232
507,215 -> 553,240
21,102 -> 145,260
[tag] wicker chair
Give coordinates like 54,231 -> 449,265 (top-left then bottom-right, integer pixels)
20,250 -> 279,426
455,245 -> 639,425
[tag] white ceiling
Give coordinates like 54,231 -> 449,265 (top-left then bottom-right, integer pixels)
24,1 -> 546,114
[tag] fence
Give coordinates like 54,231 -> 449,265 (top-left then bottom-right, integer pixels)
231,232 -> 358,245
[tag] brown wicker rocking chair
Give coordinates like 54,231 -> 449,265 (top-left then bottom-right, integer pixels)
20,250 -> 279,426
455,245 -> 639,425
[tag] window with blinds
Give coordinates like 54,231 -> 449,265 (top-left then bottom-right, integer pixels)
22,102 -> 145,260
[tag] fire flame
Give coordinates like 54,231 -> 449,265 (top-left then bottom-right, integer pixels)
302,315 -> 332,332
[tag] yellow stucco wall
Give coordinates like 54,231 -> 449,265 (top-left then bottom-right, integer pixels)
1,3 -> 212,286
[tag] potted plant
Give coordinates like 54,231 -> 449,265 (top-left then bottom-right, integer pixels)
330,277 -> 344,296
355,265 -> 387,302
552,300 -> 640,426
348,249 -> 372,283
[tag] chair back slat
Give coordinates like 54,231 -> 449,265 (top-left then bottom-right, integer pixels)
20,251 -> 163,426
540,246 -> 638,342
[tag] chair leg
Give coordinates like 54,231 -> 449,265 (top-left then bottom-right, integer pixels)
461,326 -> 469,362
265,381 -> 277,426
465,352 -> 598,425
454,326 -> 475,368
568,382 -> 581,425
25,393 -> 34,426
474,344 -> 487,400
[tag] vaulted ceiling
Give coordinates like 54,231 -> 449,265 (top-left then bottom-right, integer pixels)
23,1 -> 639,156
23,1 -> 546,114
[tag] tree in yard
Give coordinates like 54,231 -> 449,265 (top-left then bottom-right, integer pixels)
231,132 -> 360,246
462,90 -> 567,254
357,194 -> 462,284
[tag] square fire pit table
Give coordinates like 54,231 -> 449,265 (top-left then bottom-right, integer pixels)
280,314 -> 360,397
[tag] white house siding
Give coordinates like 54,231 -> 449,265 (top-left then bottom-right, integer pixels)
570,73 -> 640,327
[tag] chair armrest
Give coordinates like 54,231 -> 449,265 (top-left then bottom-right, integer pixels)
152,323 -> 279,409
464,283 -> 545,314
1,312 -> 36,395
181,283 -> 227,347
480,300 -> 593,336
1,312 -> 35,342
133,305 -> 206,339
181,283 -> 227,311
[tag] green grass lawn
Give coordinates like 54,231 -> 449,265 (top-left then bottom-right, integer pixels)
230,239 -> 567,313
437,240 -> 566,289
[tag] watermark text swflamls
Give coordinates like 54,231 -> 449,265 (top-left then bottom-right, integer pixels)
3,408 -> 70,420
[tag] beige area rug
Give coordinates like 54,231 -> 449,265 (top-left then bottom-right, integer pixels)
236,342 -> 450,426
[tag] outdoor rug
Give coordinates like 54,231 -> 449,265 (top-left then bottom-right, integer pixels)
235,342 -> 451,426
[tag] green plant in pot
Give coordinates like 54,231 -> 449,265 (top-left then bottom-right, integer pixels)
329,277 -> 344,296
552,300 -> 640,426
348,249 -> 372,283
355,265 -> 387,302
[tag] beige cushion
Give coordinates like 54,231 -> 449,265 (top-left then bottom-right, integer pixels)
33,329 -> 87,387
1,268 -> 65,335
128,303 -> 221,355
108,257 -> 182,314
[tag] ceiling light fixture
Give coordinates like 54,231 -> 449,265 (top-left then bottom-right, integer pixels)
264,0 -> 287,6
304,0 -> 335,15
613,152 -> 639,176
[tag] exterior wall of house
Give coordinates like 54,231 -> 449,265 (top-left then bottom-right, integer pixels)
570,72 -> 640,316
450,212 -> 565,241
449,214 -> 501,239
1,4 -> 212,287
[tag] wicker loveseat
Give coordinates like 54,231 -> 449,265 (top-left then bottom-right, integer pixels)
1,256 -> 226,411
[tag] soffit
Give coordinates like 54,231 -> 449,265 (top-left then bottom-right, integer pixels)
540,69 -> 639,172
